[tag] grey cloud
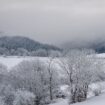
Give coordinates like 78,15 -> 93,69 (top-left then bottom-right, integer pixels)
0,0 -> 105,46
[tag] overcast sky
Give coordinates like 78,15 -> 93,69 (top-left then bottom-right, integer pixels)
0,0 -> 105,46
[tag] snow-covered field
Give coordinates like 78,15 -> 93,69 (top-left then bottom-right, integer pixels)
0,56 -> 30,69
95,53 -> 105,58
0,53 -> 104,69
0,53 -> 105,69
50,93 -> 105,105
0,56 -> 61,71
0,56 -> 48,70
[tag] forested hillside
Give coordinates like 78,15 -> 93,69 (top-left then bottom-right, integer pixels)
0,36 -> 61,56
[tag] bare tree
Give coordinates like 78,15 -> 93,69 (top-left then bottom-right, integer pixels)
59,49 -> 101,103
47,52 -> 59,101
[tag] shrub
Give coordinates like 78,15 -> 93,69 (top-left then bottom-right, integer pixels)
93,88 -> 101,96
0,97 -> 5,105
13,89 -> 35,105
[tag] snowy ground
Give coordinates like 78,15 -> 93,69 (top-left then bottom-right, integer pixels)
50,99 -> 68,105
0,56 -> 61,72
95,53 -> 105,58
0,53 -> 105,70
50,93 -> 105,105
0,56 -> 48,70
0,56 -> 29,69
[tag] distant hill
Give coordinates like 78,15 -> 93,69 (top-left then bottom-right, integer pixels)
0,36 -> 61,56
91,41 -> 105,53
62,40 -> 105,53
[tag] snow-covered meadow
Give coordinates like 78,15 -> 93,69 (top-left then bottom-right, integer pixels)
0,56 -> 41,70
50,93 -> 105,105
0,53 -> 105,70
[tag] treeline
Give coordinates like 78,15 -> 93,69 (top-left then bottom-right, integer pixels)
0,58 -> 60,105
0,36 -> 61,56
0,47 -> 61,57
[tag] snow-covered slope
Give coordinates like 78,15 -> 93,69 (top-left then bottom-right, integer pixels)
95,53 -> 105,58
0,56 -> 34,69
74,93 -> 105,105
0,56 -> 50,69
0,53 -> 105,70
50,93 -> 105,105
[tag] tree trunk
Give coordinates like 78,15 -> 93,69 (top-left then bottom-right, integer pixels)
70,86 -> 88,104
49,76 -> 53,100
35,96 -> 41,105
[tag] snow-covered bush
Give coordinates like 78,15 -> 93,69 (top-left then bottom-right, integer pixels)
0,63 -> 7,75
13,89 -> 35,105
90,83 -> 105,96
0,97 -> 5,105
0,84 -> 15,105
93,88 -> 101,96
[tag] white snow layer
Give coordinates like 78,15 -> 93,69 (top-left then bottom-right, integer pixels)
50,93 -> 105,105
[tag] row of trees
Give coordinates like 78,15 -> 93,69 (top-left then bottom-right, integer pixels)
10,59 -> 59,105
0,49 -> 104,105
0,47 -> 61,57
0,57 -> 60,105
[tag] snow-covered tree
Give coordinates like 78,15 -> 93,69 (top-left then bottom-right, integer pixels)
59,49 -> 102,103
0,84 -> 15,105
11,60 -> 49,105
13,89 -> 35,105
0,97 -> 5,105
46,51 -> 61,101
34,49 -> 48,57
0,63 -> 7,75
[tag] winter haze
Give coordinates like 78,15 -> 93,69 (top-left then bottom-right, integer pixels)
0,0 -> 105,46
0,1 -> 105,105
